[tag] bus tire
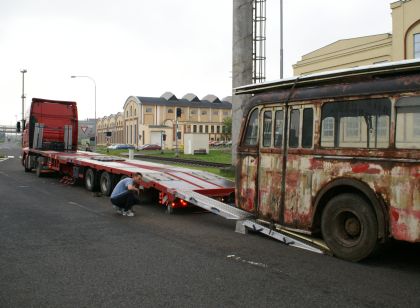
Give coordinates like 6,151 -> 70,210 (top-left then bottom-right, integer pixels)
100,172 -> 113,196
321,193 -> 378,262
85,169 -> 98,191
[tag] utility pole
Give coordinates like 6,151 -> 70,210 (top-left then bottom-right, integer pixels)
20,69 -> 27,135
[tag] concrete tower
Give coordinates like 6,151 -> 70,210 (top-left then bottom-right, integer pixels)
232,0 -> 253,164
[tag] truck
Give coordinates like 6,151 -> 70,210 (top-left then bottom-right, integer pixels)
21,98 -> 250,218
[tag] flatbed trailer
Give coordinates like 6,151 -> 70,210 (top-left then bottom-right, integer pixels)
22,147 -> 325,254
22,147 -> 240,214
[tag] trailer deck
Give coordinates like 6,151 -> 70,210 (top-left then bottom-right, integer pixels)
24,148 -> 251,219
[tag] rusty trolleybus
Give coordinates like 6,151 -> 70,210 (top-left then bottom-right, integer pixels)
234,59 -> 420,261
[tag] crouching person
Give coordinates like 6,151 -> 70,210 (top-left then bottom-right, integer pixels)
110,172 -> 143,217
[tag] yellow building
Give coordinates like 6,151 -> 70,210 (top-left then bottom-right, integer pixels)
123,92 -> 232,149
97,113 -> 124,146
293,0 -> 420,75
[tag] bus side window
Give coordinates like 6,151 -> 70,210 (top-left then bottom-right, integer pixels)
321,98 -> 390,148
274,110 -> 284,147
396,96 -> 420,149
289,109 -> 300,148
262,110 -> 273,147
243,109 -> 259,146
302,108 -> 314,148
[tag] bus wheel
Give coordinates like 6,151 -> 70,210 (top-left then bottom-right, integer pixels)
85,169 -> 98,191
321,193 -> 378,262
100,172 -> 113,196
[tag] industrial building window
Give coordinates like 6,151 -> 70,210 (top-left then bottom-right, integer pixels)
199,125 -> 203,133
190,109 -> 197,115
415,33 -> 420,59
223,111 -> 229,116
213,110 -> 219,116
201,110 -> 207,115
167,108 -> 173,113
205,125 -> 209,133
145,107 -> 152,113
211,126 -> 214,133
216,126 -> 220,133
193,125 -> 197,133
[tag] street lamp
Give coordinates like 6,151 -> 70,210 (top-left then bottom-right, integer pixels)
280,0 -> 283,79
70,75 -> 96,147
20,69 -> 27,135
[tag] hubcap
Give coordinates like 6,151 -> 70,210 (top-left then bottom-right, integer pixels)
344,217 -> 361,237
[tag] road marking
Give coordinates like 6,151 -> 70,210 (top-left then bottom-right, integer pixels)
227,254 -> 268,268
7,156 -> 14,158
68,201 -> 105,216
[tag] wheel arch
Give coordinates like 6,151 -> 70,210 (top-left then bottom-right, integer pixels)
312,178 -> 388,241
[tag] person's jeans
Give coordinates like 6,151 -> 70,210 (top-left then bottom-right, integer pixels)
110,191 -> 137,211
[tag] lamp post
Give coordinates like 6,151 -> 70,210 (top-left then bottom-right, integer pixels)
20,69 -> 27,135
280,0 -> 284,79
70,75 -> 96,147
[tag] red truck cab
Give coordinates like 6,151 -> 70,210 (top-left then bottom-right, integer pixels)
23,98 -> 78,151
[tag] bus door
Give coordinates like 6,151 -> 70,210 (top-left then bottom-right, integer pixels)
236,108 -> 259,213
257,106 -> 285,222
283,105 -> 315,227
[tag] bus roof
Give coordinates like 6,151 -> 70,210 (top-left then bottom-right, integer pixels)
234,59 -> 420,95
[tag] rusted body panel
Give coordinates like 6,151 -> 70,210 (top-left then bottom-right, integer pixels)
235,68 -> 420,244
236,153 -> 258,213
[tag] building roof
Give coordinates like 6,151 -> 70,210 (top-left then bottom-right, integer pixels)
125,94 -> 232,109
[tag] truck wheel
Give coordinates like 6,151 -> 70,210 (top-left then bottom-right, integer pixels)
24,155 -> 31,172
100,172 -> 113,196
85,169 -> 98,191
321,193 -> 378,262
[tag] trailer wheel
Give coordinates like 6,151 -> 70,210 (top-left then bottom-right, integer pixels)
100,172 -> 113,196
36,162 -> 42,177
166,205 -> 174,215
85,169 -> 98,191
321,193 -> 378,262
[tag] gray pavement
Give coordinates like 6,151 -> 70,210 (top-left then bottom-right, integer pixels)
0,141 -> 419,308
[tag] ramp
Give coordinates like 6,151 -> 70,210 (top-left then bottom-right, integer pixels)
175,189 -> 253,220
236,220 -> 328,255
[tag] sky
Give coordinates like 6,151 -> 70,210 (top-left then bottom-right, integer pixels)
0,0 -> 392,125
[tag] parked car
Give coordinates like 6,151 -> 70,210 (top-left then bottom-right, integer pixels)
108,144 -> 135,150
137,144 -> 161,150
107,144 -> 118,150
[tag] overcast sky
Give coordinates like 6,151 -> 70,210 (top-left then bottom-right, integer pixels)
0,0 -> 392,125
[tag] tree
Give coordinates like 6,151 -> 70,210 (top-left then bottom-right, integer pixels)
223,116 -> 232,138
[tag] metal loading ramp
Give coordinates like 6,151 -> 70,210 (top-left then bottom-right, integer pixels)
175,189 -> 252,220
175,189 -> 326,255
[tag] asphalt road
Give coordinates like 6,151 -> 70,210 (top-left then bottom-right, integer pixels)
0,141 -> 419,308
